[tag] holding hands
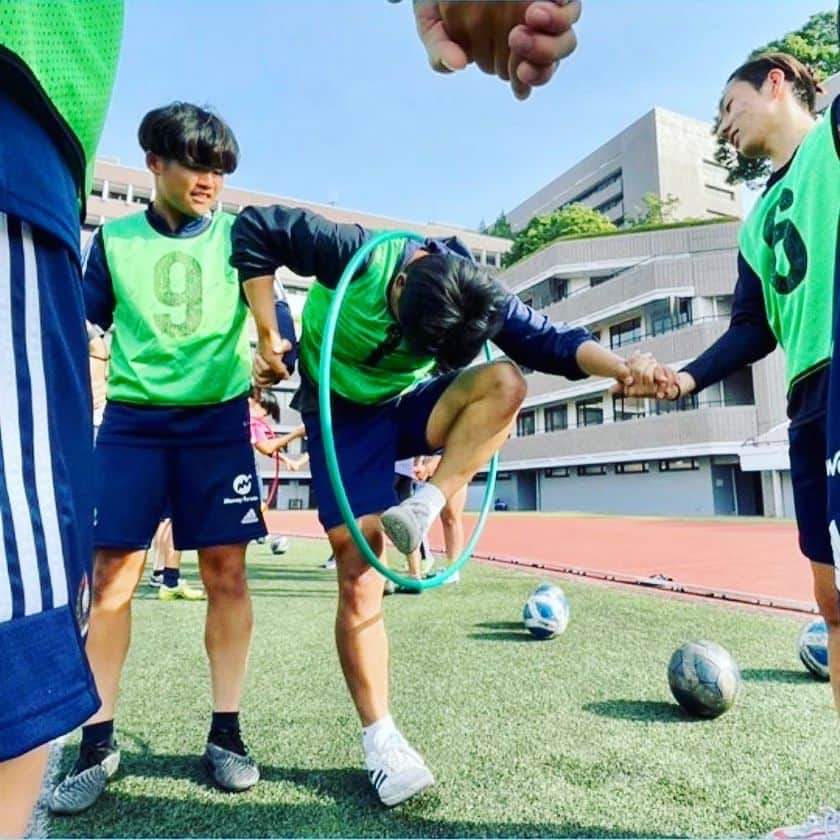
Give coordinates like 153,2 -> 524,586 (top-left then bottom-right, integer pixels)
252,331 -> 293,387
613,352 -> 693,401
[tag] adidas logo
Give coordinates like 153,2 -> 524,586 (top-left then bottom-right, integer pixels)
240,509 -> 259,525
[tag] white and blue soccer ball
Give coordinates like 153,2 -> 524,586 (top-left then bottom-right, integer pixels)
269,535 -> 290,555
798,618 -> 829,681
522,583 -> 570,639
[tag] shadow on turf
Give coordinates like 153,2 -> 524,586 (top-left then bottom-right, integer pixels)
469,620 -> 534,643
583,699 -> 703,723
53,752 -> 670,839
740,667 -> 819,684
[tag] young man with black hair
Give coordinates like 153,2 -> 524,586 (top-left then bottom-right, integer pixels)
49,102 -> 267,815
231,204 -> 663,806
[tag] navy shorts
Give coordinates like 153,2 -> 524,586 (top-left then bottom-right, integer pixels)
0,215 -> 100,760
94,400 -> 266,551
304,372 -> 458,531
789,415 -> 832,565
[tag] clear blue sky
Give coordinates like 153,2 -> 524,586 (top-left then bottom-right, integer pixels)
99,1 -> 833,229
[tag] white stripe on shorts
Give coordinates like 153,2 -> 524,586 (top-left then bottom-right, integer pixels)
0,214 -> 68,620
22,222 -> 68,608
0,215 -> 10,621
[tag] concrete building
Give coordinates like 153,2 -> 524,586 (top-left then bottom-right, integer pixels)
478,218 -> 793,519
83,158 -> 511,510
506,108 -> 742,231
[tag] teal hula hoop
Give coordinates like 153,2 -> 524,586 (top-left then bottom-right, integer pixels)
318,230 -> 499,591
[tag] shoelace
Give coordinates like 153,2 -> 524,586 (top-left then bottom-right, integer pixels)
375,732 -> 414,775
821,809 -> 840,832
794,809 -> 840,834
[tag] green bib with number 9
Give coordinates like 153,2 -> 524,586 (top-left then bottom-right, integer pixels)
102,211 -> 251,405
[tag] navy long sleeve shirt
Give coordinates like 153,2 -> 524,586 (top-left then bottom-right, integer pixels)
231,205 -> 594,382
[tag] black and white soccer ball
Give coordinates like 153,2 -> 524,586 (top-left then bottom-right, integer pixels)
667,640 -> 741,718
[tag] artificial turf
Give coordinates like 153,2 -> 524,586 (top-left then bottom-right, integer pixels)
50,537 -> 836,838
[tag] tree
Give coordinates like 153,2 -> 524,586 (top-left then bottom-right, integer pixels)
715,10 -> 840,187
503,204 -> 616,266
483,212 -> 513,239
626,193 -> 681,227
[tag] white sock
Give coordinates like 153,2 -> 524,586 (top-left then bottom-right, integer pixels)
409,482 -> 446,519
363,714 -> 397,753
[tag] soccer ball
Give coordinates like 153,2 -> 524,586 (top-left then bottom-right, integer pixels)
522,583 -> 570,639
269,535 -> 290,555
667,640 -> 741,718
798,618 -> 829,681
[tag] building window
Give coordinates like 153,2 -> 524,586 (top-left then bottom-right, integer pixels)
576,397 -> 603,427
577,464 -> 607,476
544,466 -> 570,478
609,317 -> 642,349
595,195 -> 623,215
650,299 -> 693,336
659,458 -> 700,472
613,396 -> 646,422
705,184 -> 735,200
486,252 -> 498,268
567,169 -> 622,205
516,410 -> 535,437
107,182 -> 129,201
590,270 -> 620,288
615,461 -> 649,474
545,404 -> 568,432
549,275 -> 569,302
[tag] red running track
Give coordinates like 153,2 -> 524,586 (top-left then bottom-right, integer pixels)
265,510 -> 816,613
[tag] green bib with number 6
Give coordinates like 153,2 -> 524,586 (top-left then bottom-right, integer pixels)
738,109 -> 840,391
102,211 -> 251,405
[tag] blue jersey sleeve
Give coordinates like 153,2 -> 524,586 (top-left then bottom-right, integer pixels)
682,252 -> 777,392
231,205 -> 370,288
82,230 -> 115,331
493,294 -> 593,380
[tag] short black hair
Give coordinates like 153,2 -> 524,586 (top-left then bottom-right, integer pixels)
727,53 -> 823,116
397,254 -> 507,370
138,102 -> 239,173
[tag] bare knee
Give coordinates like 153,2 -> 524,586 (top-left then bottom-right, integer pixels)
332,522 -> 385,617
200,545 -> 248,599
813,570 -> 840,627
484,361 -> 527,412
92,550 -> 142,609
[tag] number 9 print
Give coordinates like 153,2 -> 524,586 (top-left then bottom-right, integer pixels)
153,251 -> 203,337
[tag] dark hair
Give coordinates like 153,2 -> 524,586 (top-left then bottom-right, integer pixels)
138,102 -> 239,173
727,53 -> 824,116
250,386 -> 280,422
397,254 -> 507,370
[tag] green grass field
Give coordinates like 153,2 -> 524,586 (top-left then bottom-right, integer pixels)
50,538 -> 836,838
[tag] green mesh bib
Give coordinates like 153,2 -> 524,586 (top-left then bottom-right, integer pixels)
102,211 -> 251,406
739,109 -> 840,389
0,1 -> 123,205
300,236 -> 435,405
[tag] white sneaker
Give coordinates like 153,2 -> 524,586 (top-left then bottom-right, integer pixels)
365,730 -> 434,807
766,808 -> 840,840
381,497 -> 435,555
